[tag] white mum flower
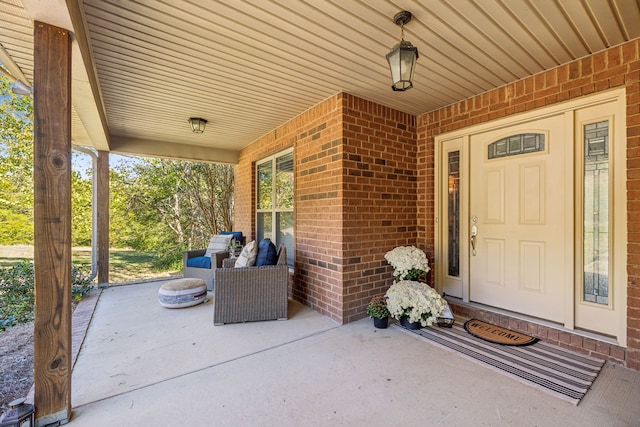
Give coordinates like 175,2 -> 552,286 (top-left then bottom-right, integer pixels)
384,246 -> 430,283
385,280 -> 446,327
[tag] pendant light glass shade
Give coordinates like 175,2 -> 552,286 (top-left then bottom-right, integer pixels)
386,40 -> 419,91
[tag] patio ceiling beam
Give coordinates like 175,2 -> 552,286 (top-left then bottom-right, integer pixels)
109,135 -> 239,165
0,43 -> 30,85
70,42 -> 111,152
66,0 -> 110,151
32,21 -> 72,426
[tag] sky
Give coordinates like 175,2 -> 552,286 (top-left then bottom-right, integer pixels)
72,150 -> 141,178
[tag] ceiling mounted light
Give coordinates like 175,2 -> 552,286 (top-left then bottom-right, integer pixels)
385,11 -> 419,91
188,117 -> 208,134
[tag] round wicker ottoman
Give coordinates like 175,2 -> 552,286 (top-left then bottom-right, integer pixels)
158,278 -> 207,308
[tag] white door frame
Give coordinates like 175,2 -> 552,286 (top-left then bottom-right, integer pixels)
434,88 -> 627,346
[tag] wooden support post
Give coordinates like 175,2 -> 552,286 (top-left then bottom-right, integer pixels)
97,151 -> 109,286
33,21 -> 72,426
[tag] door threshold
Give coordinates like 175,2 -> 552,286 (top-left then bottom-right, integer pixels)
445,296 -> 620,347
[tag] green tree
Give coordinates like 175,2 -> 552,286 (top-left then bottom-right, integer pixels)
71,167 -> 93,246
2,71 -> 235,269
1,73 -> 95,246
0,72 -> 34,244
178,161 -> 234,244
111,158 -> 234,268
108,167 -> 136,249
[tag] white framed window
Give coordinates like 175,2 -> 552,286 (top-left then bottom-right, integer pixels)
256,148 -> 294,265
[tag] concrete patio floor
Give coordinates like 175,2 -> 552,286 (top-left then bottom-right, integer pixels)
67,280 -> 640,426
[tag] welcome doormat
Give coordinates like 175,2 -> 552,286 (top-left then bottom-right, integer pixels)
396,320 -> 604,405
464,319 -> 538,346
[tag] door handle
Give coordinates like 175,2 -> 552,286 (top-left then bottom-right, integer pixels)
470,216 -> 478,256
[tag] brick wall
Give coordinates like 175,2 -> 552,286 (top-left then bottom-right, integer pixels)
235,95 -> 343,320
417,39 -> 640,369
293,95 -> 344,320
235,38 -> 640,368
340,94 -> 417,323
236,93 -> 416,323
236,95 -> 348,321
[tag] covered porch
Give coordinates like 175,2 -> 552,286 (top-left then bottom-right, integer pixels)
69,280 -> 640,425
2,0 -> 640,424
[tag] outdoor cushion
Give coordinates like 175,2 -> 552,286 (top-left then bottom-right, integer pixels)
255,238 -> 277,266
220,231 -> 243,243
186,256 -> 211,269
158,278 -> 207,308
204,234 -> 233,257
235,240 -> 258,268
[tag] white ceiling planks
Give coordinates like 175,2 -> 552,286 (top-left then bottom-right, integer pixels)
0,0 -> 638,161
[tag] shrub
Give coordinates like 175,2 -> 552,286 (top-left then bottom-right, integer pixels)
152,247 -> 184,271
71,264 -> 93,301
0,209 -> 33,245
0,261 -> 34,329
0,261 -> 93,331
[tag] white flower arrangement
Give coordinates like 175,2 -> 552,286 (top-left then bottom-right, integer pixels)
385,281 -> 447,327
384,246 -> 430,283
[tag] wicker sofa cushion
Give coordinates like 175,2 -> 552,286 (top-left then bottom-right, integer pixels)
255,238 -> 277,266
186,256 -> 211,269
235,240 -> 258,267
204,234 -> 233,257
219,231 -> 243,243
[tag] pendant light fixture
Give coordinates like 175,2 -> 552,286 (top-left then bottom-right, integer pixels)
385,11 -> 419,91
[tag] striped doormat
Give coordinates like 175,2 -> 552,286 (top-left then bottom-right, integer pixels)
396,320 -> 604,405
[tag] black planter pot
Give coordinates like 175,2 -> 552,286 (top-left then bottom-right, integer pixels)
400,315 -> 421,330
373,316 -> 389,329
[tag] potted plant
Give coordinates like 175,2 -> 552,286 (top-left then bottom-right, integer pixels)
366,295 -> 391,329
384,246 -> 430,283
385,280 -> 446,329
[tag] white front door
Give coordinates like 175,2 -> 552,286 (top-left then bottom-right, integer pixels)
468,114 -> 569,322
435,89 -> 627,344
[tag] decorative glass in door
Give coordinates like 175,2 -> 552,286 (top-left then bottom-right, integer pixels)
583,120 -> 609,305
448,151 -> 460,277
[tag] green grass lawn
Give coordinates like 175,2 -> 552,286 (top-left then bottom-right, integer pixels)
0,245 -> 180,284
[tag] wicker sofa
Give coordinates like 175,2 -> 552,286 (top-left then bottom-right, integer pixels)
182,249 -> 229,292
213,245 -> 289,325
183,233 -> 245,291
